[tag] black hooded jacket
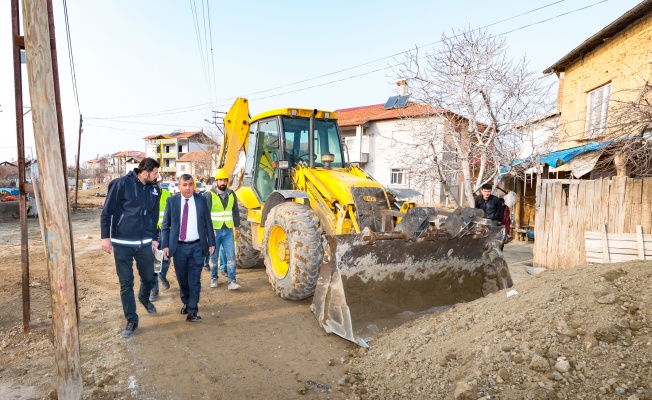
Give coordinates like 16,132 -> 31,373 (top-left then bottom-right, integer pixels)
474,194 -> 503,222
100,169 -> 160,247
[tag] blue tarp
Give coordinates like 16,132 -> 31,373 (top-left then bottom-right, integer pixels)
537,142 -> 609,167
504,141 -> 610,173
0,188 -> 19,196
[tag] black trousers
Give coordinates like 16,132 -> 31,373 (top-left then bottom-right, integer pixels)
173,242 -> 205,314
113,245 -> 155,324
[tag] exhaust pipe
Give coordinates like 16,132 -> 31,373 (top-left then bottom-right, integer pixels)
309,109 -> 317,168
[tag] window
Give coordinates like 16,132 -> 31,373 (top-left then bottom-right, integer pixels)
180,164 -> 186,172
585,83 -> 611,137
391,168 -> 407,185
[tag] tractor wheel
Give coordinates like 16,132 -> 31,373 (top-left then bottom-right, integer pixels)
263,202 -> 323,300
236,202 -> 261,269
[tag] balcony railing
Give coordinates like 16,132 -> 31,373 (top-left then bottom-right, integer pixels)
160,166 -> 176,172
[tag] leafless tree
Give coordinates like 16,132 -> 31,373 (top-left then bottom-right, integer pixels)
593,83 -> 652,176
0,165 -> 18,187
392,28 -> 554,205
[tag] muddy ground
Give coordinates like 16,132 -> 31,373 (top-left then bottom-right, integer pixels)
2,189 -> 637,400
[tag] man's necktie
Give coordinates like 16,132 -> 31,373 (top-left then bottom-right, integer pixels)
180,198 -> 189,241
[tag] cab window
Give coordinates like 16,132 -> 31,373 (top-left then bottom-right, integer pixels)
253,118 -> 279,201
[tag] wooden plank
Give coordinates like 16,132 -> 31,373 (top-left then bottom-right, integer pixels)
628,179 -> 643,233
615,177 -> 629,233
585,245 -> 639,256
585,231 -> 652,241
602,178 -> 612,232
587,252 -> 644,263
585,239 -> 639,251
539,179 -> 583,184
550,182 -> 564,269
642,178 -> 652,234
637,225 -> 645,260
578,180 -> 591,265
601,224 -> 610,263
567,182 -> 580,268
590,179 -> 602,232
533,181 -> 547,268
558,184 -> 570,268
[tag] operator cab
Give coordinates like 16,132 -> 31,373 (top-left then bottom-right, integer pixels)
245,108 -> 343,202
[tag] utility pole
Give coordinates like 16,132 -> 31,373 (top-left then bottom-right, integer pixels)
74,114 -> 82,211
22,0 -> 83,398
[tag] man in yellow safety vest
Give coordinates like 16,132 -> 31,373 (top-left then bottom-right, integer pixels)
204,169 -> 241,290
150,174 -> 172,301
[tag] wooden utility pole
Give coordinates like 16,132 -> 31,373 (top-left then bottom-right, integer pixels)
74,114 -> 82,210
22,0 -> 83,398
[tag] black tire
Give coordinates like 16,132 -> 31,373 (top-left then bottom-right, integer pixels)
236,202 -> 261,269
263,202 -> 323,300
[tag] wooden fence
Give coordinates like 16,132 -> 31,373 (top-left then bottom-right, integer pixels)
533,177 -> 652,269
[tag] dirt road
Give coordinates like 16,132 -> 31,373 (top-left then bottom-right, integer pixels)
0,191 -> 539,399
0,196 -> 355,399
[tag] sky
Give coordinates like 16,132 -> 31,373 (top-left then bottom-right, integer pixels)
0,0 -> 643,165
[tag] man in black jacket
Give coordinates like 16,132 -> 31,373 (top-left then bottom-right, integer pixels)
474,183 -> 503,223
100,157 -> 160,338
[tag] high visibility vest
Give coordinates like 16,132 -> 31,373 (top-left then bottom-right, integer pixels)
210,191 -> 235,229
157,189 -> 171,229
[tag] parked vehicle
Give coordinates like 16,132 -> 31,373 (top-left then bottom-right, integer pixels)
195,181 -> 206,194
167,181 -> 179,194
160,181 -> 171,191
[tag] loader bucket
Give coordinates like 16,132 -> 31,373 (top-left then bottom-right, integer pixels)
311,221 -> 512,347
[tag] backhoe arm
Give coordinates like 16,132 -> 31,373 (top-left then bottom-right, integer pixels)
217,97 -> 250,177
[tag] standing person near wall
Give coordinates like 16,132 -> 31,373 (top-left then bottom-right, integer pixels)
474,183 -> 504,224
161,174 -> 215,322
150,174 -> 172,301
100,157 -> 161,338
205,169 -> 242,290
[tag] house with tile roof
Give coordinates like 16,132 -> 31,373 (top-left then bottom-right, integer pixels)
106,150 -> 144,181
335,101 -> 470,206
144,130 -> 215,179
176,151 -> 215,182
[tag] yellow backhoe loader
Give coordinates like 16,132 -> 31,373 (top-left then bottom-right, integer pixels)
218,98 -> 513,346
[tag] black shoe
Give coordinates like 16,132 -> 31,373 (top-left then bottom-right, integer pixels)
160,276 -> 170,290
121,322 -> 138,338
141,301 -> 157,315
186,313 -> 201,322
149,289 -> 159,302
180,304 -> 188,315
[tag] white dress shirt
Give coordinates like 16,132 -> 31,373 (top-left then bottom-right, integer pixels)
179,194 -> 200,242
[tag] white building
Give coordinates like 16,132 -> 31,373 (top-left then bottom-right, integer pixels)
335,100 -> 464,207
144,131 -> 215,179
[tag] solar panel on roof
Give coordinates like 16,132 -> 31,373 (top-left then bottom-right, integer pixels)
384,95 -> 400,109
395,95 -> 410,108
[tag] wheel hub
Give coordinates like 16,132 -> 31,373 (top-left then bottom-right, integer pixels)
277,241 -> 289,262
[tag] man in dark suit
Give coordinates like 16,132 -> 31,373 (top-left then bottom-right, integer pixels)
161,174 -> 215,322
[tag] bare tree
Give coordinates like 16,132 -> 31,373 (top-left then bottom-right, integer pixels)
593,83 -> 652,177
392,28 -> 554,205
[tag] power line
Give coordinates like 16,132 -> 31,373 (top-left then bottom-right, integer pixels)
228,0 -> 610,106
93,0 -> 606,118
190,0 -> 212,104
206,0 -> 219,106
62,0 -> 80,113
90,118 -> 208,128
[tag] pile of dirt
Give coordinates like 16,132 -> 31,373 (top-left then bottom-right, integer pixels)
347,262 -> 652,400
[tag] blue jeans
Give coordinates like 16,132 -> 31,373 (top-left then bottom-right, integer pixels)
210,228 -> 236,283
113,245 -> 155,324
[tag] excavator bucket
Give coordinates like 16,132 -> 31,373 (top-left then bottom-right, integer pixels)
311,207 -> 513,347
